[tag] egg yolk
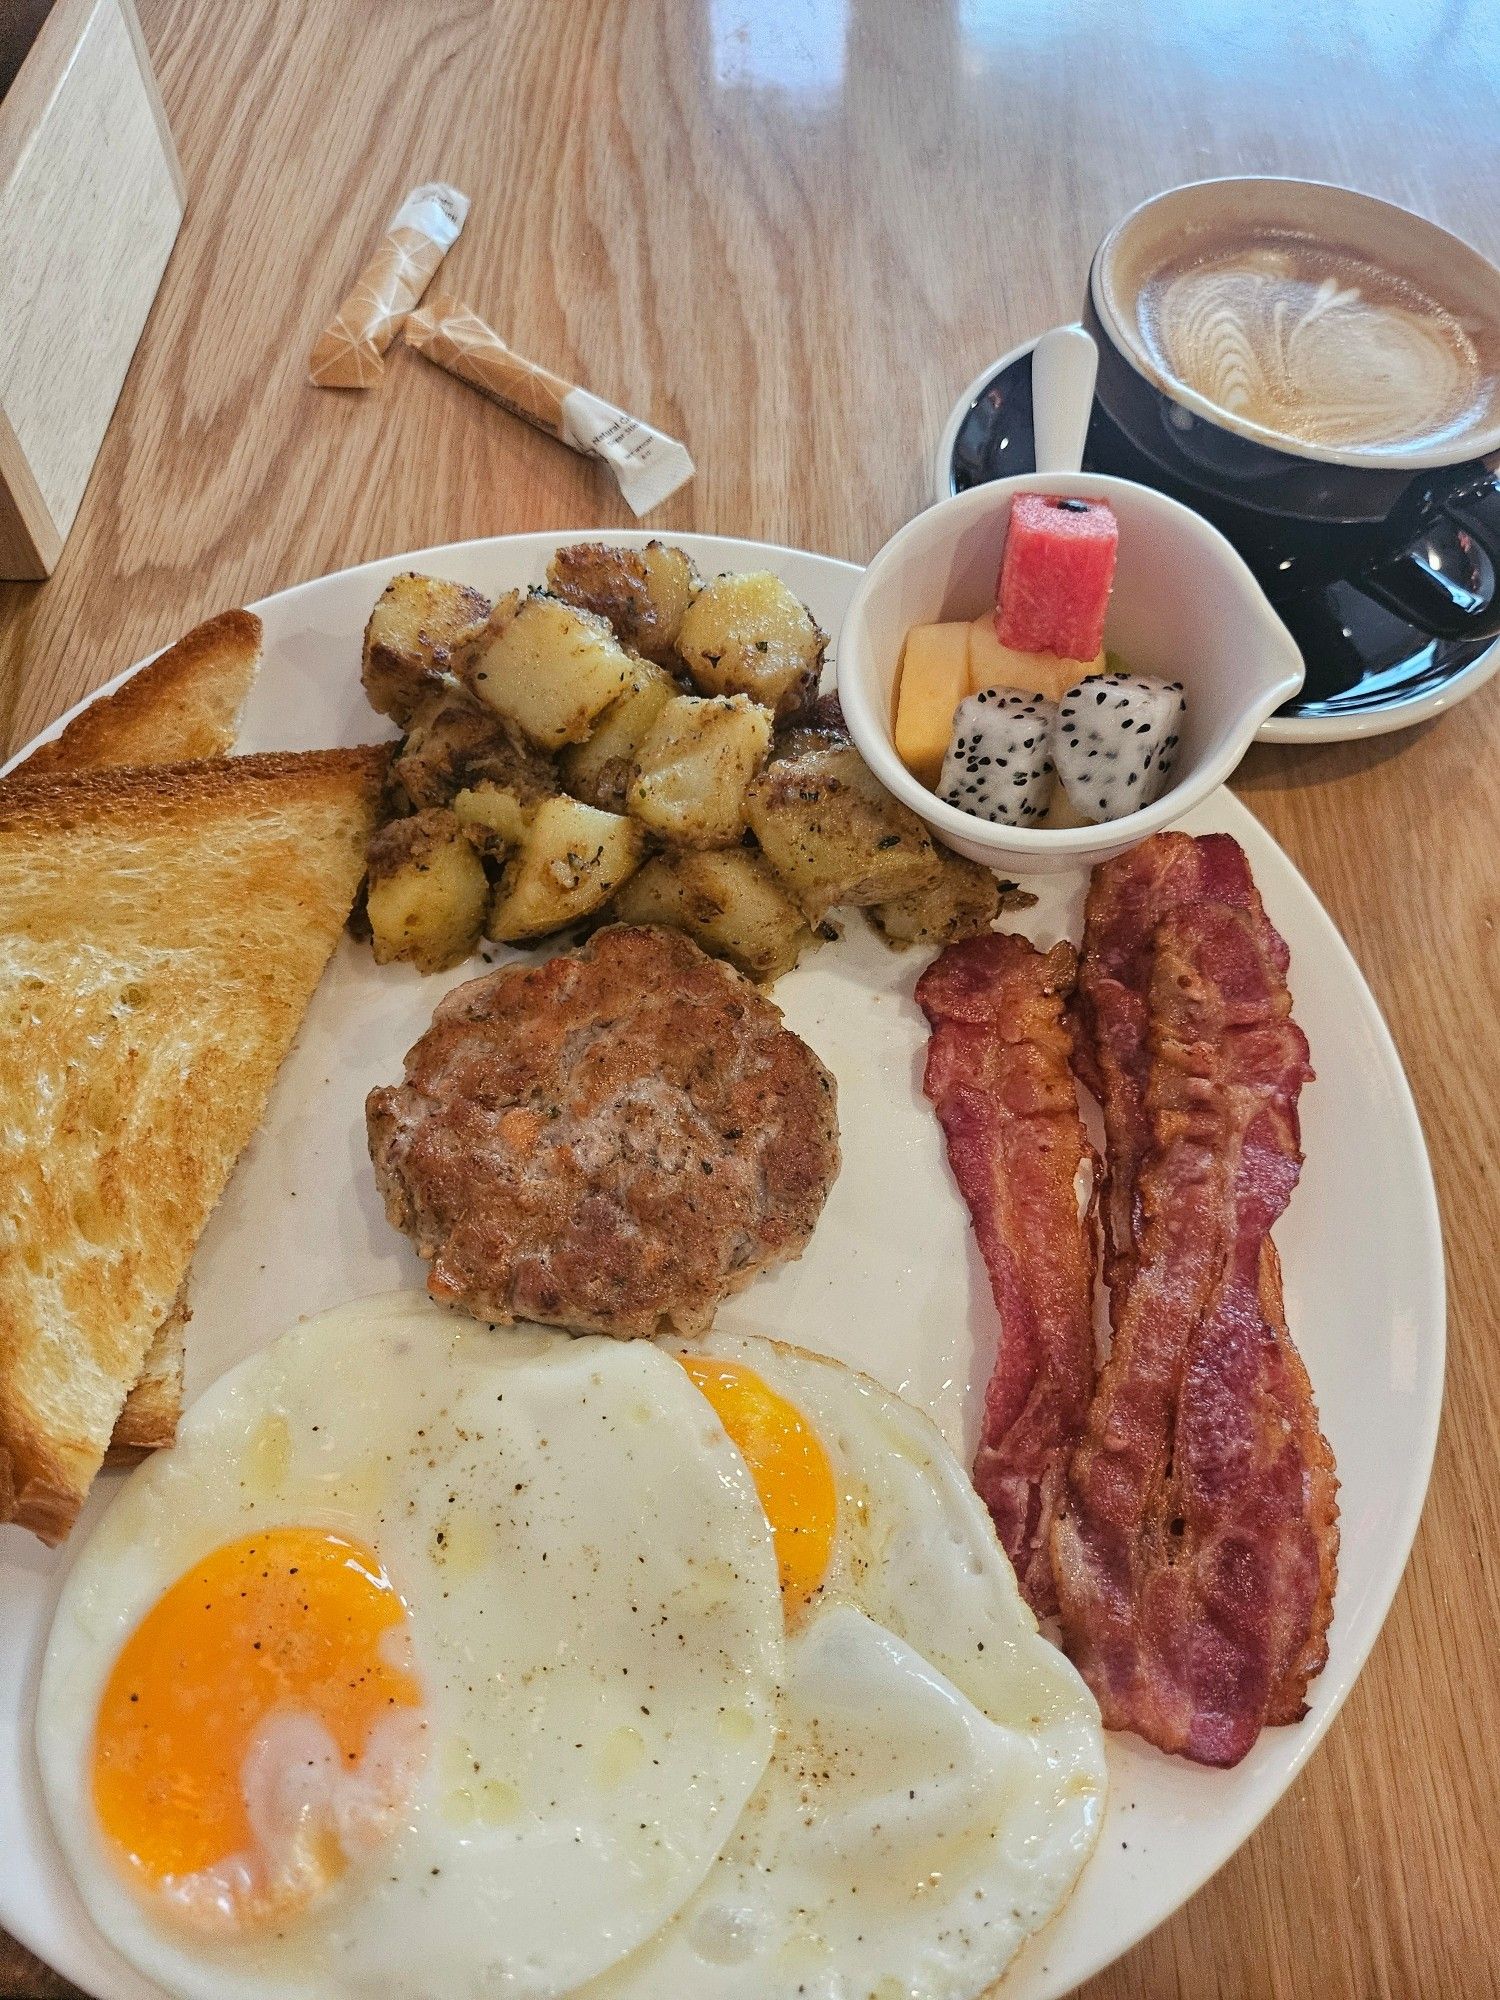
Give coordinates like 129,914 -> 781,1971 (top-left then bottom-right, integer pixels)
678,1357 -> 836,1607
92,1527 -> 423,1933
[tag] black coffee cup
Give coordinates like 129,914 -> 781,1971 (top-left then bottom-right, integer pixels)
1082,178 -> 1500,650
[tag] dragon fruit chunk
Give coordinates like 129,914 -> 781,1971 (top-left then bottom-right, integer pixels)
1053,673 -> 1186,824
937,688 -> 1058,827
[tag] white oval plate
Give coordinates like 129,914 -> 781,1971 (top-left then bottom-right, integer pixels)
0,532 -> 1445,1999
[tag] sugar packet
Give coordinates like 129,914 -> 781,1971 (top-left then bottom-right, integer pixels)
404,295 -> 693,514
310,184 -> 469,389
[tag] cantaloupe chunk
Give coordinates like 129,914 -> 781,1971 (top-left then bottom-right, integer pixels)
967,615 -> 1103,704
894,622 -> 970,785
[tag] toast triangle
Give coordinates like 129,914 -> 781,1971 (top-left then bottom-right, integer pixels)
0,746 -> 388,1540
7,608 -> 265,1455
10,610 -> 264,780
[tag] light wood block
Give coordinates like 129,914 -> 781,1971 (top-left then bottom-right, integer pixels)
0,0 -> 183,577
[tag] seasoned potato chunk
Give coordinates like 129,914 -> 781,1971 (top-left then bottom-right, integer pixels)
460,591 -> 635,750
610,850 -> 819,984
559,657 -> 677,811
394,688 -> 557,811
867,848 -> 1003,948
366,809 -> 489,973
771,689 -> 851,764
487,795 -> 648,943
451,782 -> 534,860
628,694 -> 773,848
545,541 -> 699,663
362,572 -> 492,724
746,743 -> 942,921
677,572 -> 828,718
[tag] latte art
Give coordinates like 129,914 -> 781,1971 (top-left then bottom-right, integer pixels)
1134,233 -> 1496,454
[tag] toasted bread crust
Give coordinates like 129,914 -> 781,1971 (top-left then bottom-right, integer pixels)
10,610 -> 263,779
105,1291 -> 190,1465
0,743 -> 389,834
1,744 -> 389,1541
0,1442 -> 85,1546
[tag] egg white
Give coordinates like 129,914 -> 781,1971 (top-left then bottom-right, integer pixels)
581,1331 -> 1107,2000
36,1294 -> 784,2000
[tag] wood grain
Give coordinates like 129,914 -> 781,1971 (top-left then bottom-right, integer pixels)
3,1 -> 1498,1993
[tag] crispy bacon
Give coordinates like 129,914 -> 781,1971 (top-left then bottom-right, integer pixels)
1073,830 -> 1266,1288
917,933 -> 1097,1614
1053,837 -> 1339,1766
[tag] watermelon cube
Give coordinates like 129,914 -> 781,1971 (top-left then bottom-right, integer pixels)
995,493 -> 1118,660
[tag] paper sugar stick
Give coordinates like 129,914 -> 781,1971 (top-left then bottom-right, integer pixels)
404,295 -> 694,515
310,184 -> 469,389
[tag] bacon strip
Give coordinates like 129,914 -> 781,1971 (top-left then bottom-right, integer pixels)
1053,836 -> 1339,1765
1072,830 -> 1265,1288
917,933 -> 1097,1614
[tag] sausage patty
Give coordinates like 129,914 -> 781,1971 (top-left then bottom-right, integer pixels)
367,925 -> 840,1337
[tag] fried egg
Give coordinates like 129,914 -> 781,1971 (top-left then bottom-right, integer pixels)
582,1331 -> 1107,2000
36,1295 -> 784,2000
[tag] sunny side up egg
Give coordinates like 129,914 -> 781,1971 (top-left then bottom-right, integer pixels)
35,1295 -> 786,2000
39,1300 -> 1106,2000
581,1331 -> 1108,2000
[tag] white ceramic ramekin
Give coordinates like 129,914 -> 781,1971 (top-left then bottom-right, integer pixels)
837,472 -> 1305,875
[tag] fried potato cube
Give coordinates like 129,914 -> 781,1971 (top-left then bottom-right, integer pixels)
366,808 -> 490,973
451,782 -> 534,861
362,572 -> 492,724
558,657 -> 677,811
627,693 -> 774,848
867,847 -> 1002,948
545,541 -> 700,663
487,795 -> 649,943
676,572 -> 828,719
394,688 -> 558,811
746,743 -> 942,921
610,850 -> 820,984
770,688 -> 851,765
460,591 -> 636,750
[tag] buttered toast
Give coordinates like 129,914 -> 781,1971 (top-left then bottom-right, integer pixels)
6,608 -> 264,1458
0,747 -> 388,1541
10,610 -> 264,780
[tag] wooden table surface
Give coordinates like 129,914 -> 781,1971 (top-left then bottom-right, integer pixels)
3,1 -> 1498,1993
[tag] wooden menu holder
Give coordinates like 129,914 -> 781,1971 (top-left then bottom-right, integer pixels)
0,0 -> 184,578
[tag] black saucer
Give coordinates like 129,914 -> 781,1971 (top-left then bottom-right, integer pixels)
946,351 -> 1497,733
